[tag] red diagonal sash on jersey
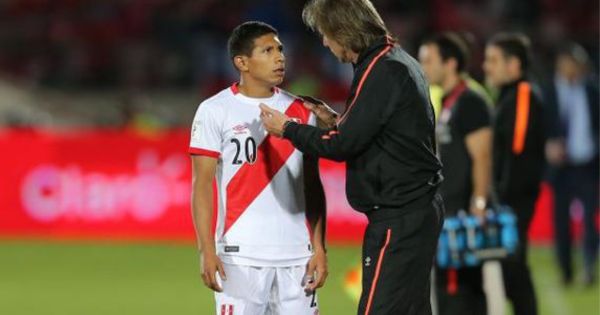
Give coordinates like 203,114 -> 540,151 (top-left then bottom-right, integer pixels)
224,99 -> 310,235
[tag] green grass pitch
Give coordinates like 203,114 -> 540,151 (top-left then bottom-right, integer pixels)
0,241 -> 597,314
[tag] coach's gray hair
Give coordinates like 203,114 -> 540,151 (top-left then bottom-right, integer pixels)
302,0 -> 389,54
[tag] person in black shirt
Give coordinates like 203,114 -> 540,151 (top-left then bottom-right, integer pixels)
483,33 -> 545,315
419,33 -> 492,315
260,1 -> 444,314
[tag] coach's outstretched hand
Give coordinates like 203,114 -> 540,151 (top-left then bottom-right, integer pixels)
259,104 -> 290,137
200,251 -> 227,292
304,250 -> 329,293
299,95 -> 338,129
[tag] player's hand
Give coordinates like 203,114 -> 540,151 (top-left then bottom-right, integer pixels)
304,249 -> 328,293
259,104 -> 290,137
299,95 -> 338,129
200,251 -> 226,292
469,205 -> 486,222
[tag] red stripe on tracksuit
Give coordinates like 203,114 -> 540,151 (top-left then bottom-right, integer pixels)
337,45 -> 392,125
223,99 -> 310,234
364,229 -> 392,315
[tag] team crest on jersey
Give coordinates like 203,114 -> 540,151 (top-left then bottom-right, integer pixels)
232,123 -> 250,135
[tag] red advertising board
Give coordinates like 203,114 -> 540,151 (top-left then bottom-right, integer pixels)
0,129 -> 555,243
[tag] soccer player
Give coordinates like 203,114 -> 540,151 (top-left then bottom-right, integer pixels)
419,33 -> 492,315
260,1 -> 444,314
189,21 -> 327,315
483,33 -> 545,315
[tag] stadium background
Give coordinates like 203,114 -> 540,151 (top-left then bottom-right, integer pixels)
0,0 -> 597,314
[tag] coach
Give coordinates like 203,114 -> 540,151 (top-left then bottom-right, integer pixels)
260,1 -> 444,314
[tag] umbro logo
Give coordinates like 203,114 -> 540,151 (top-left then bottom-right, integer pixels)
232,123 -> 250,135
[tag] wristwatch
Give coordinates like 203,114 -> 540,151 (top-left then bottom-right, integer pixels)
472,196 -> 487,210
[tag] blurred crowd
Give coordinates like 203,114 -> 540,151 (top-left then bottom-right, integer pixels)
0,0 -> 597,128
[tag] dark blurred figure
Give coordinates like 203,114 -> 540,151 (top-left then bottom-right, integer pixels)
483,33 -> 545,315
544,42 -> 599,287
419,33 -> 492,315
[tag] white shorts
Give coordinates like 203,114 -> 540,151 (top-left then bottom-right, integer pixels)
215,263 -> 319,315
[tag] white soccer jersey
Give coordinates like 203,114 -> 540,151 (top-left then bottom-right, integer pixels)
189,83 -> 317,267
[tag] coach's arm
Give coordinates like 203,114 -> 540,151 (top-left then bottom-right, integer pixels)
191,155 -> 226,292
260,65 -> 405,161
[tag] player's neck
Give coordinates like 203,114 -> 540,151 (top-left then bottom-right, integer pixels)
237,80 -> 275,98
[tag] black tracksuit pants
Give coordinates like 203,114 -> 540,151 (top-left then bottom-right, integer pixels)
435,265 -> 487,315
357,194 -> 444,315
502,197 -> 538,315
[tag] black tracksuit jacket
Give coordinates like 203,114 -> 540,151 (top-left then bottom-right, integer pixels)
283,37 -> 442,214
492,78 -> 546,204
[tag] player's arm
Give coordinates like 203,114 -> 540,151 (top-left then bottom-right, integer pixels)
303,154 -> 328,291
191,155 -> 226,292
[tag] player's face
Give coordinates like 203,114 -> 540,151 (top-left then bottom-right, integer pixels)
483,45 -> 510,88
419,43 -> 445,86
245,34 -> 285,87
322,33 -> 354,63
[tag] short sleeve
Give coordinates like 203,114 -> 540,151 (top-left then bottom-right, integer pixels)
307,111 -> 317,127
189,103 -> 222,158
455,93 -> 491,136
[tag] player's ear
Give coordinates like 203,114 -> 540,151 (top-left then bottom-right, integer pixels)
234,55 -> 249,72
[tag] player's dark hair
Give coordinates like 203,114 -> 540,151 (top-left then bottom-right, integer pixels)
423,33 -> 470,73
302,0 -> 389,54
488,32 -> 532,72
228,21 -> 278,60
